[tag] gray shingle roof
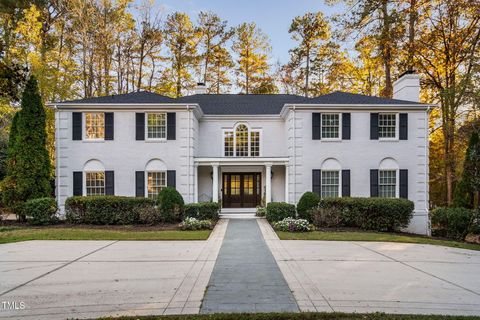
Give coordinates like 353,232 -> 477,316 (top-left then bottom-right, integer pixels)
59,91 -> 175,104
56,90 -> 427,114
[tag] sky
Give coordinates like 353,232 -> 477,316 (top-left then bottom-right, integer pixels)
133,0 -> 347,64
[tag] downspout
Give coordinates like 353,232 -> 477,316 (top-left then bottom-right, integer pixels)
187,105 -> 191,203
54,105 -> 59,214
292,106 -> 296,204
425,106 -> 431,235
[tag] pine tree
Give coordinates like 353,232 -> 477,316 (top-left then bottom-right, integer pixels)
1,76 -> 52,210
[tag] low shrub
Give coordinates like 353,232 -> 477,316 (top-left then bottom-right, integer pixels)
471,208 -> 480,235
266,202 -> 296,222
184,202 -> 220,221
430,207 -> 474,240
157,187 -> 184,223
310,197 -> 414,232
272,218 -> 311,232
180,217 -> 213,230
24,197 -> 58,225
65,196 -> 155,225
256,206 -> 266,217
297,192 -> 320,221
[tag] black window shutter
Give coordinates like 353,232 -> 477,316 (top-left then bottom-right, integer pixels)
73,171 -> 83,196
342,169 -> 351,197
400,169 -> 408,199
72,112 -> 82,140
105,113 -> 114,140
312,113 -> 321,140
342,113 -> 351,140
167,113 -> 176,140
370,113 -> 379,140
135,171 -> 145,197
312,169 -> 321,195
167,170 -> 176,188
370,169 -> 379,197
399,113 -> 408,140
105,171 -> 114,195
136,113 -> 145,140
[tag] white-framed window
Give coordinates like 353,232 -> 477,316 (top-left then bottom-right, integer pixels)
85,171 -> 105,196
321,170 -> 340,198
321,113 -> 340,139
379,170 -> 397,198
378,113 -> 397,139
85,113 -> 105,140
223,123 -> 261,157
147,113 -> 166,139
147,171 -> 166,199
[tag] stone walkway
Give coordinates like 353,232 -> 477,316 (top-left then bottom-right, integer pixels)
201,219 -> 299,313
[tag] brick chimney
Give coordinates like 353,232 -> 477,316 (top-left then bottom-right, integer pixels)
194,82 -> 207,95
393,70 -> 420,102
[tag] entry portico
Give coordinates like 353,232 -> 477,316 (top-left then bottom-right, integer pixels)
194,157 -> 289,210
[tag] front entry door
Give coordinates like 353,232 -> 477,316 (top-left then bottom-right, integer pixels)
222,173 -> 261,208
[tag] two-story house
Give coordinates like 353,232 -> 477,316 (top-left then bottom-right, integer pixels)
52,72 -> 433,234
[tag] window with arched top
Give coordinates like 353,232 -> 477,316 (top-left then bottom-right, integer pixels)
224,124 -> 260,157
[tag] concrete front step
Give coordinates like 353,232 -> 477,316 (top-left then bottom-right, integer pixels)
220,207 -> 258,219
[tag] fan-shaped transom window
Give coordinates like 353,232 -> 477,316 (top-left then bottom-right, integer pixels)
224,124 -> 261,157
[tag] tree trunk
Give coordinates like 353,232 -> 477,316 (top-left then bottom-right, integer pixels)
305,46 -> 310,98
407,0 -> 417,70
380,0 -> 393,98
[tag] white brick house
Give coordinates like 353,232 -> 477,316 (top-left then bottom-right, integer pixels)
52,72 -> 433,234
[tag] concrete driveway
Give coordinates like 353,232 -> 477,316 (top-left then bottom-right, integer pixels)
259,219 -> 480,315
0,220 -> 227,320
1,218 -> 480,319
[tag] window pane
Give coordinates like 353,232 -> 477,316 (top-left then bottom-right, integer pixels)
224,131 -> 234,156
321,114 -> 339,139
378,113 -> 396,138
379,170 -> 396,197
147,113 -> 166,139
321,171 -> 339,198
231,175 -> 240,195
147,171 -> 166,199
250,131 -> 260,157
85,113 -> 105,139
235,124 -> 248,156
86,172 -> 105,196
244,174 -> 254,195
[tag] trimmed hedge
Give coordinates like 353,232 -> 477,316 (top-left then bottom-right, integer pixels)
430,207 -> 475,240
266,202 -> 296,222
311,197 -> 414,232
184,202 -> 220,221
65,196 -> 156,225
297,192 -> 320,221
24,197 -> 58,225
157,187 -> 184,223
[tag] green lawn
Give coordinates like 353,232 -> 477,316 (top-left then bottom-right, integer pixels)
277,230 -> 480,251
94,312 -> 480,320
0,226 -> 211,244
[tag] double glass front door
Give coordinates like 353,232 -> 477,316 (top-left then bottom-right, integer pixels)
222,173 -> 261,208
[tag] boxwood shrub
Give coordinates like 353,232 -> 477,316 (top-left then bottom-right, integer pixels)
157,187 -> 185,223
184,202 -> 220,221
24,197 -> 58,225
65,196 -> 156,225
297,192 -> 320,222
430,207 -> 475,240
310,197 -> 414,232
266,202 -> 296,222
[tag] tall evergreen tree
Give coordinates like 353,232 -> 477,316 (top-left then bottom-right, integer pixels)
454,131 -> 480,208
0,112 -> 19,207
1,76 -> 51,209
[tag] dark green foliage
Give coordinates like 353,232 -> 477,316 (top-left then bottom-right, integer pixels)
184,202 -> 220,221
266,202 -> 296,222
471,208 -> 480,235
297,192 -> 320,221
65,196 -> 156,225
0,77 -> 51,210
157,187 -> 185,222
23,197 -> 58,225
431,207 -> 475,240
0,59 -> 27,102
310,197 -> 414,232
454,131 -> 480,208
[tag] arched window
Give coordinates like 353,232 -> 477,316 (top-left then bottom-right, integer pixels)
321,158 -> 341,198
224,123 -> 260,157
378,158 -> 399,198
83,159 -> 105,196
145,159 -> 167,199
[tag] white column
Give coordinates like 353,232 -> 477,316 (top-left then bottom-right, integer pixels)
265,163 -> 272,204
285,164 -> 289,203
194,164 -> 199,203
212,163 -> 219,203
